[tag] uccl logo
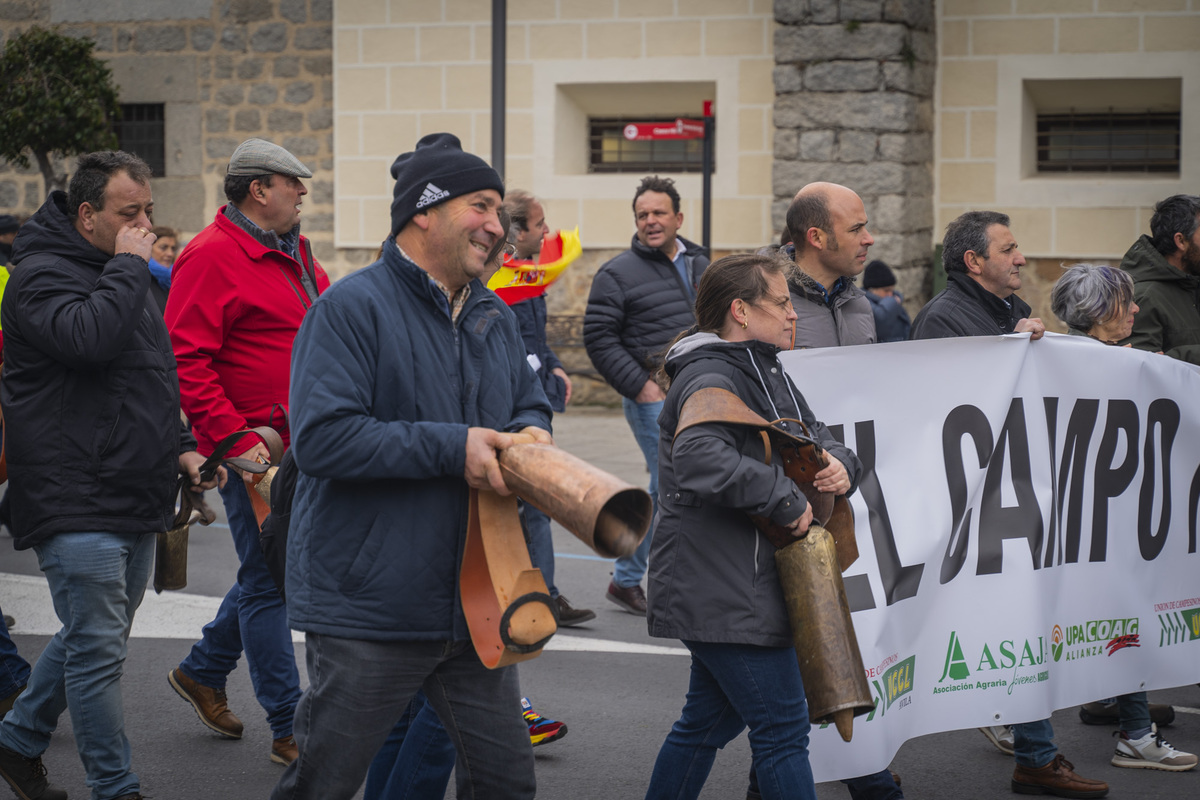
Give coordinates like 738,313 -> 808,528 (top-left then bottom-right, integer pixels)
1051,625 -> 1064,662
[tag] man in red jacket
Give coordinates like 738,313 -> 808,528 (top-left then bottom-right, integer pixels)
163,138 -> 329,765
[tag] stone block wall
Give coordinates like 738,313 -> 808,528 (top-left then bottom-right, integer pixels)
0,0 -> 367,277
773,0 -> 936,308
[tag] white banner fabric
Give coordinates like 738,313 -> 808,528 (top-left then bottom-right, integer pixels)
779,333 -> 1200,782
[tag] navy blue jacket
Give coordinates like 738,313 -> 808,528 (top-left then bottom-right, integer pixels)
511,294 -> 566,412
285,240 -> 552,641
865,290 -> 912,343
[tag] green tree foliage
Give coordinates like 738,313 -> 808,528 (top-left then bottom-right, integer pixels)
0,26 -> 120,195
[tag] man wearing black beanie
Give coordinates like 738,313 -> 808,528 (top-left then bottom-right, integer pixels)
272,133 -> 550,800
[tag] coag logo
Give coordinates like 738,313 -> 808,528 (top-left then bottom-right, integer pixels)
939,632 -> 970,682
1056,617 -> 1139,662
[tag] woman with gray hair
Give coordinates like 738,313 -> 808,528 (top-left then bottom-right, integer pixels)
1048,262 -> 1197,774
1049,263 -> 1139,344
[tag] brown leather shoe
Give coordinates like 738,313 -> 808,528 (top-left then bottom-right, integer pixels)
554,594 -> 596,627
605,581 -> 647,616
271,735 -> 297,765
168,667 -> 244,739
1012,754 -> 1108,798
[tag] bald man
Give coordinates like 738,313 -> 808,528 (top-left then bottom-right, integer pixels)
755,185 -> 901,800
783,182 -> 877,347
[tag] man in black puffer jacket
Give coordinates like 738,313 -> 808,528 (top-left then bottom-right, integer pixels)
0,152 -> 220,800
912,212 -> 1114,800
583,175 -> 708,615
911,210 -> 1046,340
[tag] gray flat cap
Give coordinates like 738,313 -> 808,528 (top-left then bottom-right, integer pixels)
227,138 -> 312,179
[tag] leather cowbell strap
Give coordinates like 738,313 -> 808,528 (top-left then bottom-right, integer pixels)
673,386 -> 858,571
460,487 -> 557,669
155,426 -> 285,593
459,431 -> 558,669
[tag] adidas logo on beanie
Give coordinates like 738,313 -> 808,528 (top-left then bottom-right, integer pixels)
416,183 -> 450,209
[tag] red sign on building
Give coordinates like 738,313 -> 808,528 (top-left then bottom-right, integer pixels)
622,118 -> 706,141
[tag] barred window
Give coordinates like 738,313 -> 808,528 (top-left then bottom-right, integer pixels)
114,103 -> 166,177
588,117 -> 712,174
1036,110 -> 1180,174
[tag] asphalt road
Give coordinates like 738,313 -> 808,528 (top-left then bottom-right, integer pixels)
2,408 -> 1198,799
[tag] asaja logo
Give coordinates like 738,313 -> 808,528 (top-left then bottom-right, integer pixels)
1051,625 -> 1064,663
934,631 -> 1046,695
939,632 -> 970,682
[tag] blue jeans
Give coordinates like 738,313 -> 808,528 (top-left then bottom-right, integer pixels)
1012,719 -> 1057,769
0,602 -> 30,699
1116,692 -> 1152,735
270,636 -> 533,800
0,532 -> 153,800
615,397 -> 662,588
179,479 -> 300,738
363,691 -> 455,800
844,769 -> 904,799
521,502 -> 558,597
646,640 -> 816,800
748,766 -> 902,799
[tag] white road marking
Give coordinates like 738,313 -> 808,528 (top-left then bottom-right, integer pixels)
1,572 -> 687,656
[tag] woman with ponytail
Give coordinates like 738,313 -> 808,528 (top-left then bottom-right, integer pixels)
644,252 -> 862,800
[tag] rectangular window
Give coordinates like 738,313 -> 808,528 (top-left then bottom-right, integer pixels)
588,117 -> 712,174
1036,111 -> 1180,174
114,103 -> 166,177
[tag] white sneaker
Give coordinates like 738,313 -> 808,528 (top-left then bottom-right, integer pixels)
980,725 -> 1014,756
1112,725 -> 1198,771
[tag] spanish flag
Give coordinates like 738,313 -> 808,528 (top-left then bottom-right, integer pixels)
487,227 -> 582,306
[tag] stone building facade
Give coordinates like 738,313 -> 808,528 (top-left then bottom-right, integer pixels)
0,0 -> 351,272
936,0 -> 1200,327
772,0 -> 936,303
1,0 -> 1198,395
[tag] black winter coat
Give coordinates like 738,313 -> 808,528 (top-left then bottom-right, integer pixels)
1,191 -> 195,549
647,334 -> 862,647
583,235 -> 708,399
910,270 -> 1031,339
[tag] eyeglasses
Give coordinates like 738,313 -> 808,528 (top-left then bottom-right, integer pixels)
755,293 -> 794,314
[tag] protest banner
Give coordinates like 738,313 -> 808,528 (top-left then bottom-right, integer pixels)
781,333 -> 1200,781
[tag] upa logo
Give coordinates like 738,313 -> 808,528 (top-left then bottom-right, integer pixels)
1056,617 -> 1139,662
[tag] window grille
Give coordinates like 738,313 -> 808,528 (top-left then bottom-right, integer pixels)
114,104 -> 166,177
1035,111 -> 1179,174
588,117 -> 712,174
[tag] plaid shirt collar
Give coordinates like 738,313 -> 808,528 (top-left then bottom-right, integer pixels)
224,203 -> 301,261
396,242 -> 471,325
